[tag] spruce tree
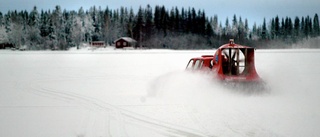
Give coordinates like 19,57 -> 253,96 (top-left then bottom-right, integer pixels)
270,18 -> 275,39
191,8 -> 196,33
261,18 -> 267,39
145,4 -> 153,45
127,8 -> 134,38
175,7 -> 180,32
28,6 -> 41,49
304,16 -> 310,37
244,18 -> 249,40
313,14 -> 319,36
280,18 -> 285,39
154,6 -> 161,32
200,10 -> 206,35
300,17 -> 305,38
237,16 -> 245,41
133,6 -> 144,46
205,21 -> 213,37
224,18 -> 230,37
0,12 -> 3,27
251,23 -> 257,40
231,14 -> 238,37
212,15 -> 219,35
293,16 -> 300,39
180,7 -> 187,33
284,17 -> 293,39
169,7 -> 175,31
40,10 -> 50,37
275,16 -> 280,38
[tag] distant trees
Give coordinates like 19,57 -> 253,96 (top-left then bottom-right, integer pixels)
0,5 -> 319,50
0,13 -> 8,43
252,14 -> 320,48
267,14 -> 320,41
313,14 -> 319,36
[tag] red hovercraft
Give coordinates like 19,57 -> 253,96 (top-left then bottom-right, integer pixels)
186,39 -> 267,91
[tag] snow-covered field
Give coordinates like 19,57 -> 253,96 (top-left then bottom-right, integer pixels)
1,48 -> 320,137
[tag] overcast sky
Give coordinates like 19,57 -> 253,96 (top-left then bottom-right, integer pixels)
0,0 -> 319,26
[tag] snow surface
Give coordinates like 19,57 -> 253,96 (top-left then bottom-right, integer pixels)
1,48 -> 320,137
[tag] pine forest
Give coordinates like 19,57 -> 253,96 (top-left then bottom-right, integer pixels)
0,5 -> 319,50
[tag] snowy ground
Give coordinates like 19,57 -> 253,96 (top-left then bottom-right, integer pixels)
1,48 -> 320,137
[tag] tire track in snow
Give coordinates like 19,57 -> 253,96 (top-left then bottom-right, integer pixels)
20,77 -> 209,137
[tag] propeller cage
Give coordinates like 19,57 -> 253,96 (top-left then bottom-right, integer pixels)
221,48 -> 248,75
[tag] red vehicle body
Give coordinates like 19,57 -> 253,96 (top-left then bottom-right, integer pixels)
186,39 -> 262,83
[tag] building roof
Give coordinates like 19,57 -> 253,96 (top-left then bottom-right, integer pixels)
114,37 -> 137,43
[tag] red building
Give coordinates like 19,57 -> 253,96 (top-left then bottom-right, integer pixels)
114,37 -> 137,49
90,41 -> 105,47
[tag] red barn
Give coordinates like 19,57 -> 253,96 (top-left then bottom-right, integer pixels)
90,41 -> 105,47
114,37 -> 137,49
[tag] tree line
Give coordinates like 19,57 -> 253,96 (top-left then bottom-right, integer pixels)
0,5 -> 319,50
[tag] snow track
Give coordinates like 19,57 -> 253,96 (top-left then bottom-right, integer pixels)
20,76 -> 208,137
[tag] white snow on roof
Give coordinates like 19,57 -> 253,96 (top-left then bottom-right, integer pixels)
114,37 -> 137,43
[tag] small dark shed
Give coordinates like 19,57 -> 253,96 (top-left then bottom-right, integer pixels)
0,43 -> 15,49
90,41 -> 105,47
114,37 -> 137,48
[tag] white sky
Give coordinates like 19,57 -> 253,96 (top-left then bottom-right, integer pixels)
0,0 -> 319,27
